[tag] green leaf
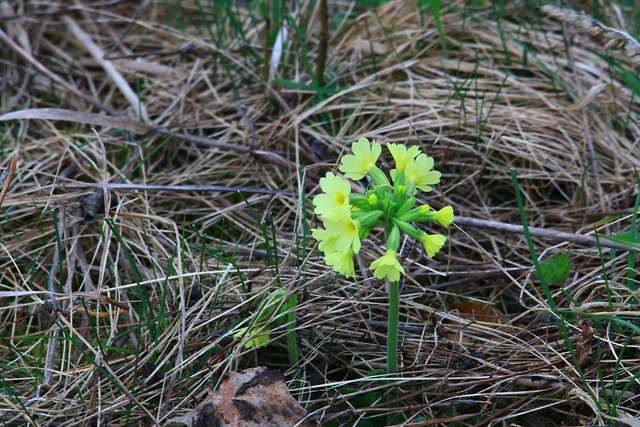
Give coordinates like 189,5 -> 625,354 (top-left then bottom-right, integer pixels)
538,252 -> 573,286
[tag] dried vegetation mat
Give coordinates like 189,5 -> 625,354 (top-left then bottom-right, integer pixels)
0,0 -> 639,425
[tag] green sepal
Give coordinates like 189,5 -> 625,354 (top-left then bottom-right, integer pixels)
395,197 -> 417,218
369,166 -> 391,187
392,169 -> 405,187
352,210 -> 383,229
393,218 -> 423,240
387,224 -> 401,251
349,194 -> 371,210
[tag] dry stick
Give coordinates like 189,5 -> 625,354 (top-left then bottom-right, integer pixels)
61,181 -> 296,197
0,156 -> 17,209
315,0 -> 328,88
455,216 -> 640,252
0,108 -> 293,169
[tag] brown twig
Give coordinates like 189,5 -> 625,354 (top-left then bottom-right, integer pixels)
61,181 -> 297,197
315,0 -> 328,88
455,216 -> 640,252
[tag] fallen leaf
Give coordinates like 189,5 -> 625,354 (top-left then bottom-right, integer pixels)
451,302 -> 509,324
167,367 -> 309,427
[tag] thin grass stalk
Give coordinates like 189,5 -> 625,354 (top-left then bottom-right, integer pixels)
510,168 -> 603,413
626,170 -> 640,289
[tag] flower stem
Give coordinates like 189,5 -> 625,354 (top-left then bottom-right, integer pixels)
387,280 -> 399,374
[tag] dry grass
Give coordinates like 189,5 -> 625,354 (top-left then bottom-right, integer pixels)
0,0 -> 639,425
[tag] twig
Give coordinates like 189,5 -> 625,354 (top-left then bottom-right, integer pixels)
315,0 -> 328,87
61,181 -> 297,196
455,216 -> 640,252
0,108 -> 293,168
0,156 -> 17,209
46,208 -> 64,310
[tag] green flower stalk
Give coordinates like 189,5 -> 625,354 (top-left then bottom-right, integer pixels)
312,137 -> 454,374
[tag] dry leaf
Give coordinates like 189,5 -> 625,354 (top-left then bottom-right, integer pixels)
451,302 -> 509,324
575,321 -> 594,368
167,367 -> 309,427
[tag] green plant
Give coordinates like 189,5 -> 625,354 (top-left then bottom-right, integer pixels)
312,138 -> 453,373
538,251 -> 573,286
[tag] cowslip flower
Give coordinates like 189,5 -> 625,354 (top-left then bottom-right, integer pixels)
370,250 -> 405,282
314,138 -> 454,376
388,143 -> 420,173
313,139 -> 453,280
419,233 -> 446,257
312,172 -> 351,217
339,137 -> 382,181
311,227 -> 338,254
324,212 -> 361,253
324,249 -> 356,278
431,206 -> 454,227
404,153 -> 441,194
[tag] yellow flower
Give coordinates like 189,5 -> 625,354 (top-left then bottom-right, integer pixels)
324,212 -> 361,253
339,137 -> 382,180
312,227 -> 338,254
312,172 -> 351,217
324,249 -> 355,278
369,250 -> 405,282
388,143 -> 420,172
404,153 -> 441,194
419,233 -> 446,257
433,206 -> 454,227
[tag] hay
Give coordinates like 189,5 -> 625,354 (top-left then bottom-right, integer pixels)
0,0 -> 638,425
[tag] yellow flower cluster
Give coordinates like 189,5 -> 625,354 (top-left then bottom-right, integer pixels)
312,173 -> 360,277
313,137 -> 454,281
